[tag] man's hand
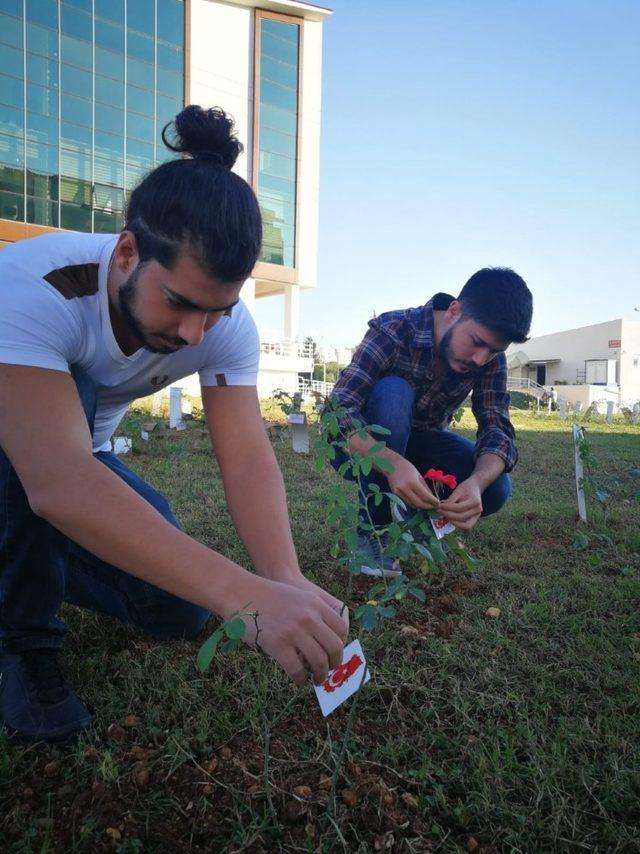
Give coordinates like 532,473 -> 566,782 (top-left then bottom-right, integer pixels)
281,573 -> 349,635
439,478 -> 483,531
238,578 -> 349,686
387,456 -> 440,511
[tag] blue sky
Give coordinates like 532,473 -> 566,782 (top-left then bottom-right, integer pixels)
254,0 -> 640,349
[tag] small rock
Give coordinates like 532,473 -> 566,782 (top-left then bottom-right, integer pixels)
293,784 -> 312,799
124,715 -> 140,728
202,784 -> 214,796
340,788 -> 358,807
203,757 -> 219,774
400,625 -> 421,639
478,846 -> 498,854
484,607 -> 501,619
105,827 -> 121,842
220,746 -> 232,759
135,768 -> 150,788
44,760 -> 60,777
129,745 -> 151,761
466,734 -> 479,745
401,792 -> 418,809
305,822 -> 317,839
106,723 -> 126,742
318,773 -> 332,791
283,799 -> 306,823
83,746 -> 99,760
467,838 -> 479,853
374,832 -> 395,850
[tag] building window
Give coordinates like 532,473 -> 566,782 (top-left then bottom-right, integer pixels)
0,0 -> 185,235
254,10 -> 300,270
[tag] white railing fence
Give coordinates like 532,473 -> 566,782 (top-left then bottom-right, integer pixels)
298,377 -> 335,396
260,338 -> 315,359
506,377 -> 546,398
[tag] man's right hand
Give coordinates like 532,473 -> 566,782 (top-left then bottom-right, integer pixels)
386,455 -> 440,511
237,578 -> 349,686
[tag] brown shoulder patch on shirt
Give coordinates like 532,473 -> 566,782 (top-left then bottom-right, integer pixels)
43,263 -> 99,299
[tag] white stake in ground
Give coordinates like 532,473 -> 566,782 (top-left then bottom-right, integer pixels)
606,400 -> 614,423
572,423 -> 588,523
169,386 -> 186,430
288,411 -> 309,453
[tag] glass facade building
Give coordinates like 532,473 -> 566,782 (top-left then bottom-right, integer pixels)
0,0 -> 184,234
255,14 -> 299,269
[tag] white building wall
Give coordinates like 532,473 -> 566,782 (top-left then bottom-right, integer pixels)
189,1 -> 253,184
620,319 -> 640,403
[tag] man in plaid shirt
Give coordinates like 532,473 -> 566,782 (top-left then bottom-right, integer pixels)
331,267 -> 533,576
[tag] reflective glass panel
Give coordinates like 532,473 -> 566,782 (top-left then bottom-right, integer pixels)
0,74 -> 24,109
156,95 -> 182,128
60,175 -> 91,204
26,140 -> 58,175
0,132 -> 25,167
95,47 -> 124,81
95,130 -> 123,158
27,83 -> 58,118
65,0 -> 91,12
61,201 -> 92,230
27,53 -> 59,88
0,189 -> 24,221
0,163 -> 24,193
26,112 -> 58,146
157,66 -> 182,101
127,84 -> 153,117
61,35 -> 92,69
27,171 -> 58,199
95,20 -> 123,53
60,147 -> 91,180
94,208 -> 123,232
127,0 -> 154,35
126,112 -> 153,143
61,121 -> 92,147
61,93 -> 92,127
0,0 -> 21,17
28,23 -> 59,58
26,0 -> 57,30
95,103 -> 124,136
61,5 -> 91,41
157,0 -> 184,46
94,155 -> 123,186
0,44 -> 23,78
27,194 -> 59,227
0,13 -> 22,49
157,43 -> 182,73
125,137 -> 153,163
95,74 -> 124,106
92,183 -> 123,210
127,31 -> 154,64
95,0 -> 123,24
0,105 -> 22,136
62,64 -> 91,99
127,58 -> 154,90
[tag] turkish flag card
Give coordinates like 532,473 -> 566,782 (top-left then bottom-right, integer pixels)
430,514 -> 456,539
313,639 -> 370,717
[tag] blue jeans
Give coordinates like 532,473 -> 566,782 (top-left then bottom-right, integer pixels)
0,367 -> 209,652
332,376 -> 512,530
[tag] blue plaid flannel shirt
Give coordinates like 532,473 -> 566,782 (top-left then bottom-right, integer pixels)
332,293 -> 518,472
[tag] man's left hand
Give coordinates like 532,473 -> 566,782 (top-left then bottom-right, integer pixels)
439,478 -> 483,532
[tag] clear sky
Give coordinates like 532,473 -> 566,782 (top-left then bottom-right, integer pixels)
254,0 -> 640,350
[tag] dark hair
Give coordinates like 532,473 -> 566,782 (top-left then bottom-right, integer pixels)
124,105 -> 262,282
457,267 -> 533,343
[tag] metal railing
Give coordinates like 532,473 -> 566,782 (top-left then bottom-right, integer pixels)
506,377 -> 546,398
259,338 -> 315,359
298,378 -> 335,396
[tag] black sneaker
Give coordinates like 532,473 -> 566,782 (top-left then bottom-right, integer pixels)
0,648 -> 92,742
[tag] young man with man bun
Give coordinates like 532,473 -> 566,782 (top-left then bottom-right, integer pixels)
0,106 -> 348,742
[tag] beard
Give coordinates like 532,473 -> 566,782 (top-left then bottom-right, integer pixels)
118,264 -> 185,355
439,322 -> 479,376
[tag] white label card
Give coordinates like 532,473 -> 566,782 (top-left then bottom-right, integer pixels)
313,639 -> 370,717
430,514 -> 456,539
288,412 -> 305,424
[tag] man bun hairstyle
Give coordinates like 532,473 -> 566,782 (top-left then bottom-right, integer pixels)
125,105 -> 262,282
457,267 -> 533,343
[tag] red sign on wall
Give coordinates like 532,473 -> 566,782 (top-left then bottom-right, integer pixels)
608,340 -> 621,348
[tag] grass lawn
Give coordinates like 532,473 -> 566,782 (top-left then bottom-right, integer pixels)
2,404 -> 639,853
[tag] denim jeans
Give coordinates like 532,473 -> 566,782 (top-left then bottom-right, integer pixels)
332,376 -> 512,531
0,366 -> 210,652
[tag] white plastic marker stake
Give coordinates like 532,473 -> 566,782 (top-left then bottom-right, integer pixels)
572,423 -> 588,523
169,386 -> 183,429
606,401 -> 614,423
288,411 -> 309,453
314,639 -> 370,717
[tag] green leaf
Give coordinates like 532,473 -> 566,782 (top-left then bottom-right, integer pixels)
225,617 -> 246,641
220,638 -> 242,655
414,543 -> 433,561
379,605 -> 396,618
330,541 -> 340,558
197,629 -> 223,672
360,605 -> 379,631
574,531 -> 589,550
368,424 -> 392,436
367,441 -> 387,457
376,457 -> 395,474
410,587 -> 426,602
368,482 -> 381,493
360,458 -> 372,476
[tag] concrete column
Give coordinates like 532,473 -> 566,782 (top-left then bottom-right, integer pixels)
241,277 -> 256,316
284,283 -> 300,340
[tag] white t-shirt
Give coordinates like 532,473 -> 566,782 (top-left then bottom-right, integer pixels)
0,232 -> 259,452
